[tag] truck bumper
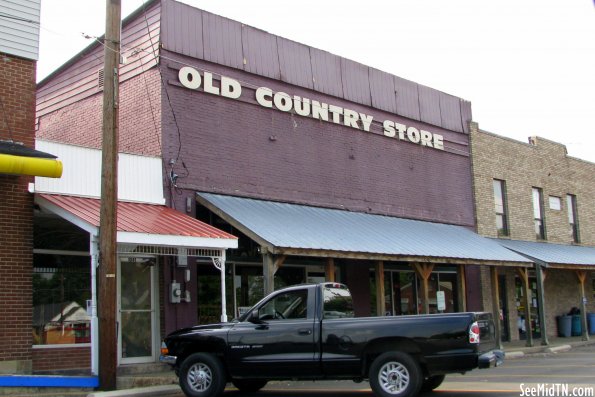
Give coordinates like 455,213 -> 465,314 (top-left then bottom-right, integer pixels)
159,354 -> 177,365
478,349 -> 505,369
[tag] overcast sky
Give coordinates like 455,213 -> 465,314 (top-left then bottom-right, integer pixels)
38,0 -> 595,163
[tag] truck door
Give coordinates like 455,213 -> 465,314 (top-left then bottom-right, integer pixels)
227,287 -> 317,378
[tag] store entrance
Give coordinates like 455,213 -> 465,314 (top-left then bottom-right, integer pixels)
118,257 -> 157,364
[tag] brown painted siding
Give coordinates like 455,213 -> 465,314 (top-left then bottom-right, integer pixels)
160,0 -> 471,134
0,53 -> 35,373
161,52 -> 475,227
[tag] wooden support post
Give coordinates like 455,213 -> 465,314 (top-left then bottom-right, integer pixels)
262,251 -> 285,295
375,261 -> 385,316
413,263 -> 434,314
457,264 -> 467,312
326,258 -> 335,282
262,251 -> 275,295
535,265 -> 549,346
490,267 -> 502,349
576,270 -> 590,342
516,268 -> 533,347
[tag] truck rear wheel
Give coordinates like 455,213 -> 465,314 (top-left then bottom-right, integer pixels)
369,352 -> 422,397
179,353 -> 226,397
231,379 -> 268,392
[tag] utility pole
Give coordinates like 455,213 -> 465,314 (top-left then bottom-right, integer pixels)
98,0 -> 121,390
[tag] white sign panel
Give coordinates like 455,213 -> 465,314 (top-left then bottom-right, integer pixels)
436,291 -> 446,311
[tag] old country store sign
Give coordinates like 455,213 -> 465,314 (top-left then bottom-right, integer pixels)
177,67 -> 446,151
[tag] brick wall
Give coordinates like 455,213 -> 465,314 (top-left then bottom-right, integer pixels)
470,122 -> 595,340
470,122 -> 595,245
37,67 -> 162,157
160,52 -> 476,227
32,346 -> 90,373
0,53 -> 36,373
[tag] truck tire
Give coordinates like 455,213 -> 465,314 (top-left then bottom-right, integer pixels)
369,352 -> 422,397
231,379 -> 268,392
421,375 -> 445,392
179,353 -> 226,397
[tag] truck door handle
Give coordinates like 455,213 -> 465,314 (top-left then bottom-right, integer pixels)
298,328 -> 312,335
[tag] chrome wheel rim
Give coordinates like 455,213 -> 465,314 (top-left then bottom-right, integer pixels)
187,362 -> 213,392
378,361 -> 410,395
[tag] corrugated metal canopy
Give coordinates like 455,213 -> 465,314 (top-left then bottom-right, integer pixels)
197,193 -> 531,266
495,239 -> 595,269
36,194 -> 237,249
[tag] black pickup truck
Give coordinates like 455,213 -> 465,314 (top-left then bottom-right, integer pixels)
160,282 -> 503,397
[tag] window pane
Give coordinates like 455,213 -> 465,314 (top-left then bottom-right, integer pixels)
566,195 -> 575,223
33,254 -> 91,345
493,180 -> 504,212
532,188 -> 542,220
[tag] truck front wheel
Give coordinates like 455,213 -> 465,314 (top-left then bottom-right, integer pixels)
179,353 -> 226,397
369,352 -> 422,397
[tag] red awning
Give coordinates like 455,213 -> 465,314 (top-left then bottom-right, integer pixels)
35,194 -> 237,249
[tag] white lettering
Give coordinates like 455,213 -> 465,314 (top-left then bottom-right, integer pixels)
177,67 -> 446,153
328,105 -> 343,124
359,113 -> 373,132
178,66 -> 201,90
395,123 -> 407,140
273,92 -> 293,112
294,96 -> 311,116
312,101 -> 329,122
420,130 -> 433,147
383,120 -> 396,137
433,134 -> 444,150
256,87 -> 273,108
407,127 -> 421,144
343,109 -> 359,128
221,76 -> 241,99
203,72 -> 219,95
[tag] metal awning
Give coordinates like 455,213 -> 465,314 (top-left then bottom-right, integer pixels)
36,193 -> 238,252
495,239 -> 595,270
196,192 -> 531,267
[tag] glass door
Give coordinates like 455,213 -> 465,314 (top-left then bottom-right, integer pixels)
118,257 -> 157,364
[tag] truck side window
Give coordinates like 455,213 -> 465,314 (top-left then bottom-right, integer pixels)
323,287 -> 354,319
258,289 -> 308,320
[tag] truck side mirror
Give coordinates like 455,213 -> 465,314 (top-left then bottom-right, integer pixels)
248,309 -> 263,324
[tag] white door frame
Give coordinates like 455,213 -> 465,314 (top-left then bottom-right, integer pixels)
117,255 -> 159,365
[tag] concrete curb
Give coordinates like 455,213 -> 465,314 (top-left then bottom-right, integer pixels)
504,351 -> 525,359
545,344 -> 572,354
87,384 -> 180,397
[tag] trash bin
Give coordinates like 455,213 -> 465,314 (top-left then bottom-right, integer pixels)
557,315 -> 572,337
571,315 -> 582,336
588,313 -> 595,335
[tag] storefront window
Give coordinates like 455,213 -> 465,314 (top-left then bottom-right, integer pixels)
379,269 -> 458,316
32,253 -> 91,345
514,276 -> 541,339
199,264 -> 307,323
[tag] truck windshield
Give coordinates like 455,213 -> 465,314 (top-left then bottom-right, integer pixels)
323,287 -> 354,319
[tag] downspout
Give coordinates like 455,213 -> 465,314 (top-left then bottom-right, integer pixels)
90,235 -> 99,375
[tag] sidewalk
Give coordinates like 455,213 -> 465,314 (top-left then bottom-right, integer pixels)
87,336 -> 594,397
502,335 -> 594,358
